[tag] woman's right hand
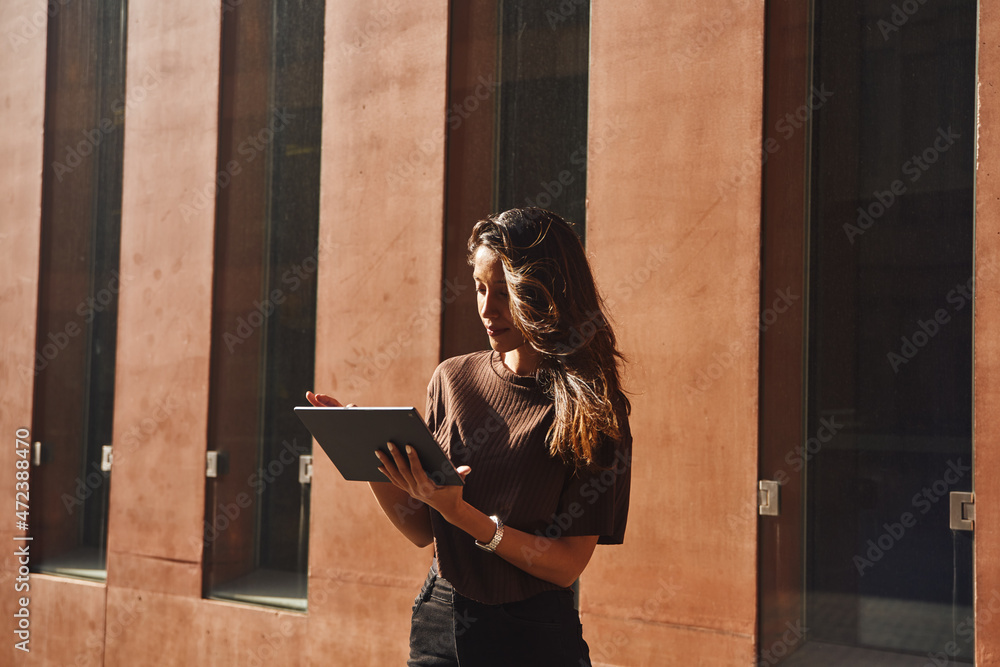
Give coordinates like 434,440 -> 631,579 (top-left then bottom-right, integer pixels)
305,390 -> 432,546
305,391 -> 354,408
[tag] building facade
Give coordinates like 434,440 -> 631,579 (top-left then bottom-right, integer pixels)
2,0 -> 1000,665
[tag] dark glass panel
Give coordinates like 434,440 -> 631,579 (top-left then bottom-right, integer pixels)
204,0 -> 323,610
442,0 -> 590,359
32,0 -> 127,581
805,0 -> 975,659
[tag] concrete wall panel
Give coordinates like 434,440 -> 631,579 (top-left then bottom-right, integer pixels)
0,2 -> 80,666
584,0 -> 765,662
16,576 -> 106,667
309,1 -> 450,662
975,3 -> 1000,664
585,613 -> 754,667
107,0 -> 220,580
102,587 -> 308,667
306,577 -> 414,666
102,1 -> 222,664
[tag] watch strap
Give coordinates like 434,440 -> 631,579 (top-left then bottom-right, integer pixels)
475,515 -> 504,553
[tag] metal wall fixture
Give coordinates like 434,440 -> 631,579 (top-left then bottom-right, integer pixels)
950,491 -> 975,531
758,480 -> 780,516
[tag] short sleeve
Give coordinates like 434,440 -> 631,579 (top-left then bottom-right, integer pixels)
424,364 -> 445,434
552,403 -> 632,545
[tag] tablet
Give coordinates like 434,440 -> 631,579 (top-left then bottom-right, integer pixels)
294,406 -> 464,486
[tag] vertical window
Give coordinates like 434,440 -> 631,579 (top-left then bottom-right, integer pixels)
805,0 -> 975,657
494,0 -> 590,230
203,0 -> 324,611
442,0 -> 590,358
31,0 -> 128,581
758,1 -> 977,662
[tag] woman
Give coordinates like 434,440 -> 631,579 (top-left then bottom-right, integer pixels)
307,208 -> 632,666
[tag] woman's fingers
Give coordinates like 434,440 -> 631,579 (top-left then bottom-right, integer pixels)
406,445 -> 441,491
378,443 -> 443,499
375,450 -> 403,485
385,443 -> 417,488
377,445 -> 414,488
377,444 -> 463,516
305,391 -> 345,408
315,393 -> 341,407
406,446 -> 448,501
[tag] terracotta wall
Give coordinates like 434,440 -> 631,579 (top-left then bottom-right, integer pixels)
0,1 -> 113,666
306,1 -> 450,663
19,1 -> 1000,666
1,0 -> 767,665
0,1 -> 309,665
0,2 -> 61,665
976,4 -> 1000,665
582,1 -> 764,664
306,1 -> 765,663
102,1 -> 314,665
0,0 -> 451,663
103,0 -> 221,662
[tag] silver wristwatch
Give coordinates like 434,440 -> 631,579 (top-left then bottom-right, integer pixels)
475,515 -> 504,553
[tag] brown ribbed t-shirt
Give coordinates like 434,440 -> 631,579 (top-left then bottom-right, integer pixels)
425,350 -> 632,604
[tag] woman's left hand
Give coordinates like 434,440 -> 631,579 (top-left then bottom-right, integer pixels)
375,443 -> 471,519
378,443 -> 597,589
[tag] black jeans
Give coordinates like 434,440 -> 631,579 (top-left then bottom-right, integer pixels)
408,563 -> 591,667
408,563 -> 460,665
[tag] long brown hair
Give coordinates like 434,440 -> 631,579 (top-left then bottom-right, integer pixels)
468,208 -> 630,468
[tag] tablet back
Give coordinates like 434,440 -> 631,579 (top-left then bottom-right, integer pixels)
294,406 -> 463,486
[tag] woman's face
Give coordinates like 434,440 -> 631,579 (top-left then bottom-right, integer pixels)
472,246 -> 529,356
